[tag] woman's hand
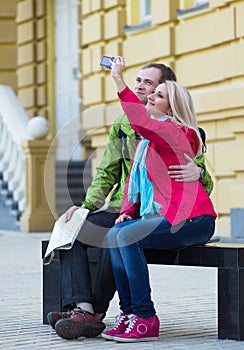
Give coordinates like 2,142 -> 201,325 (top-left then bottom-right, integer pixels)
110,56 -> 127,92
65,205 -> 80,222
115,214 -> 132,225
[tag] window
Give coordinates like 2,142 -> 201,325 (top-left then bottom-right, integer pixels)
124,0 -> 151,32
140,0 -> 151,24
194,0 -> 208,5
176,0 -> 209,16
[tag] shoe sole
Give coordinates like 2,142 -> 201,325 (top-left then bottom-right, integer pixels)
55,319 -> 106,339
101,333 -> 115,341
114,336 -> 159,342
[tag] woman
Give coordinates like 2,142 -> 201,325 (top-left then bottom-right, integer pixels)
101,57 -> 217,343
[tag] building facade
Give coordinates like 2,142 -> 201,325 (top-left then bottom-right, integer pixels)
0,0 -> 244,236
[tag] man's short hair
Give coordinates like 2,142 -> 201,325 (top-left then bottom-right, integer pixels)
141,63 -> 177,83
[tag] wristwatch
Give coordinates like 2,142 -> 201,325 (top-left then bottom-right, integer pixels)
199,167 -> 206,179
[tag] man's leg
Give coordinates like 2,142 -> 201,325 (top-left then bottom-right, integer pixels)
48,209 -> 118,328
76,208 -> 118,314
60,240 -> 93,308
54,209 -> 119,339
47,240 -> 92,329
60,208 -> 118,309
92,248 -> 116,314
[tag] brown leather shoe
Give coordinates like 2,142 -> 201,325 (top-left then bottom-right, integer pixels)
55,308 -> 106,339
47,310 -> 73,329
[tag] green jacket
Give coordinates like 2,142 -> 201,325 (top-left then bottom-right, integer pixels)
82,114 -> 213,213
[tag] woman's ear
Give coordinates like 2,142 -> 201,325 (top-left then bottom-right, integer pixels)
167,108 -> 173,116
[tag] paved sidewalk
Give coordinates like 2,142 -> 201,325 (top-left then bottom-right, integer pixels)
0,229 -> 243,350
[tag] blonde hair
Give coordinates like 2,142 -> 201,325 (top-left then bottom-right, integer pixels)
165,80 -> 202,156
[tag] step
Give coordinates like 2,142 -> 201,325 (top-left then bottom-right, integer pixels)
56,159 -> 91,215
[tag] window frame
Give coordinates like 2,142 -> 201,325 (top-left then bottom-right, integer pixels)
176,1 -> 209,16
140,0 -> 151,24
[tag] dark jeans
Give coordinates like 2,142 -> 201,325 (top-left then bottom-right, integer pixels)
106,215 -> 216,318
60,208 -> 118,312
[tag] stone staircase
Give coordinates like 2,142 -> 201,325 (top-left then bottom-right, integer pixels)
56,159 -> 92,216
0,173 -> 20,230
0,159 -> 92,229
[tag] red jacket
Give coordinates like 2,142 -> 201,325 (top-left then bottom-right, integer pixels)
118,86 -> 217,225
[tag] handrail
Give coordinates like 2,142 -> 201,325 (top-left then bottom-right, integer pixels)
0,85 -> 30,215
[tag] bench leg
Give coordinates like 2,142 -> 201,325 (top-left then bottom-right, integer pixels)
42,242 -> 62,324
218,267 -> 244,340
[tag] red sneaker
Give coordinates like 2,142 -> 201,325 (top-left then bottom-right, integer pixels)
114,314 -> 159,342
47,310 -> 73,329
101,312 -> 128,340
55,308 -> 106,339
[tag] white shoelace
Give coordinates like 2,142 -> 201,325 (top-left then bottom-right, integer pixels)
124,314 -> 137,333
113,312 -> 126,330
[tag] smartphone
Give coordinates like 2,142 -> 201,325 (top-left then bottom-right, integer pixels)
100,55 -> 115,69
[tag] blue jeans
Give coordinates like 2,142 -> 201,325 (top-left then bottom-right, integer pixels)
106,215 -> 216,318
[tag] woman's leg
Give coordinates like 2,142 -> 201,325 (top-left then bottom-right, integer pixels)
107,223 -> 135,316
106,219 -> 159,318
112,215 -> 215,250
108,215 -> 215,317
118,241 -> 156,318
139,215 -> 216,250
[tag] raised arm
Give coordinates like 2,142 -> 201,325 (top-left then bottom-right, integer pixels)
110,57 -> 199,157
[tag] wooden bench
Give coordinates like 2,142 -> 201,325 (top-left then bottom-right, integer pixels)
42,240 -> 244,341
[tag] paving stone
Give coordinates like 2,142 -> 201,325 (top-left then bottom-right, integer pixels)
1,230 -> 244,349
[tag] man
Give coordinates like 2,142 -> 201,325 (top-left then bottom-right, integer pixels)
49,63 -> 213,340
